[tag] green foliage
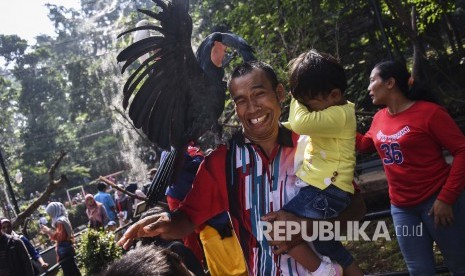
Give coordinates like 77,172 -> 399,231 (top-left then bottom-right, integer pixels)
76,229 -> 123,275
67,203 -> 88,230
0,35 -> 28,64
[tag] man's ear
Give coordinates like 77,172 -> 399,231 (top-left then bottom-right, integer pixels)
276,84 -> 286,102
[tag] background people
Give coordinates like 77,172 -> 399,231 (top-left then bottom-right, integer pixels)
115,184 -> 133,226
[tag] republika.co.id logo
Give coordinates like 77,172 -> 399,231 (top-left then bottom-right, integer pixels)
257,220 -> 423,242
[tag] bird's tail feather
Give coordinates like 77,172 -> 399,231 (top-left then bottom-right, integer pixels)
146,148 -> 184,207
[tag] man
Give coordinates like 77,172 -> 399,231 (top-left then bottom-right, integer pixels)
0,217 -> 34,276
94,182 -> 117,222
1,218 -> 49,275
118,61 -> 365,275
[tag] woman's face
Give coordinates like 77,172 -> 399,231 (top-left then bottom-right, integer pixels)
86,198 -> 94,206
368,67 -> 390,105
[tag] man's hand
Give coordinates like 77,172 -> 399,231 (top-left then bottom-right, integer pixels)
428,199 -> 454,227
116,212 -> 171,250
261,210 -> 306,255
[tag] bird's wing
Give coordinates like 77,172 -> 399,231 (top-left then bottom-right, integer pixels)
117,0 -> 214,149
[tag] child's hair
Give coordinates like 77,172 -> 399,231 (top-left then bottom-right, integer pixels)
373,60 -> 440,104
288,49 -> 347,103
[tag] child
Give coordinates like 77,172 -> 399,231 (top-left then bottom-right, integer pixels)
283,49 -> 357,275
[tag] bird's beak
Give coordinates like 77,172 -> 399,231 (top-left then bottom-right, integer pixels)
222,51 -> 237,67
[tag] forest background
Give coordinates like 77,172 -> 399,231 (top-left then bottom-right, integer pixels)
0,0 -> 464,218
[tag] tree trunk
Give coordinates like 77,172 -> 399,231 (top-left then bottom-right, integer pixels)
12,151 -> 68,229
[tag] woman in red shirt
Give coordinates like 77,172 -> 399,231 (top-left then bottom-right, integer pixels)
357,60 -> 465,275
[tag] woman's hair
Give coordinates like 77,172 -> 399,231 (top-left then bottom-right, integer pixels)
374,60 -> 440,104
288,49 -> 347,103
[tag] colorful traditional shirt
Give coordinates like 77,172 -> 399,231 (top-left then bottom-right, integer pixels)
179,126 -> 310,275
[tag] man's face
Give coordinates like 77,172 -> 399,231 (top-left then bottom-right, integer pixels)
230,68 -> 284,143
1,221 -> 12,235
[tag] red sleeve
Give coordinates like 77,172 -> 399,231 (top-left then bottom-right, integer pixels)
178,145 -> 229,226
429,107 -> 465,204
51,223 -> 69,242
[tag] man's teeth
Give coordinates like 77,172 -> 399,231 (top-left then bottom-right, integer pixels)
251,115 -> 266,125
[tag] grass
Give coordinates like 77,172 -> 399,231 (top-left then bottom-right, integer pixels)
344,217 -> 448,275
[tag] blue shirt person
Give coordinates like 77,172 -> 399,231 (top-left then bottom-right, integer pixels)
94,182 -> 117,221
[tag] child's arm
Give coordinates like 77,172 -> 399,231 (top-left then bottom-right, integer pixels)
288,98 -> 350,137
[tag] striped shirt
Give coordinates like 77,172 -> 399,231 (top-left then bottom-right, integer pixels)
180,126 -> 309,275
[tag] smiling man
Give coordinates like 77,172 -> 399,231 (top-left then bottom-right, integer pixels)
118,61 -> 363,275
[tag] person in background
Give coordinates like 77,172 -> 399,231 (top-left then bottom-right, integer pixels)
143,168 -> 157,196
0,217 -> 34,276
106,221 -> 118,232
94,182 -> 117,223
41,202 -> 81,276
84,194 -> 109,229
134,189 -> 147,207
115,184 -> 133,226
124,183 -> 137,221
1,218 -> 49,275
357,60 -> 465,275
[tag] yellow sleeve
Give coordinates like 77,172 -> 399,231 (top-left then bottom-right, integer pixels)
288,98 -> 349,138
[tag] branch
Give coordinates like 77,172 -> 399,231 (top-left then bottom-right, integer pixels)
223,124 -> 242,129
111,105 -> 150,142
12,151 -> 68,229
98,176 -> 147,202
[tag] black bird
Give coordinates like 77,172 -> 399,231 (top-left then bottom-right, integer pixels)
117,0 -> 255,206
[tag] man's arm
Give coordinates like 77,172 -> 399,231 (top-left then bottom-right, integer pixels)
117,209 -> 196,250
